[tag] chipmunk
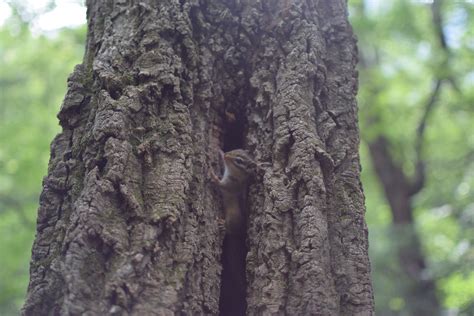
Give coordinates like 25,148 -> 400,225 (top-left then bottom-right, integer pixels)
210,149 -> 255,235
210,149 -> 255,315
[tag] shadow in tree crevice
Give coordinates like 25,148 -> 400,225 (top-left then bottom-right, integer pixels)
219,107 -> 248,316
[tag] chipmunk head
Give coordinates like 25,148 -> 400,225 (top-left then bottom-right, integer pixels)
223,149 -> 255,180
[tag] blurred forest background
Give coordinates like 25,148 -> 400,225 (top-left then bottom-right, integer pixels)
0,0 -> 472,315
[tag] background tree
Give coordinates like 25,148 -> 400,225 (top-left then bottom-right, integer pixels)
20,0 -> 374,314
0,8 -> 85,314
1,0 -> 473,315
352,0 -> 474,315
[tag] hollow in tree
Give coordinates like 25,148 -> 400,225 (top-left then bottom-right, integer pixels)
23,0 -> 374,315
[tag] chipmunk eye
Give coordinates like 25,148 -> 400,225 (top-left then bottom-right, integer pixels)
233,157 -> 248,169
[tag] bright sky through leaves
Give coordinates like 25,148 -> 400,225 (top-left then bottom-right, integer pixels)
0,0 -> 86,32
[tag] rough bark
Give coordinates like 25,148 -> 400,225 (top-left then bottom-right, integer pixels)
23,0 -> 374,315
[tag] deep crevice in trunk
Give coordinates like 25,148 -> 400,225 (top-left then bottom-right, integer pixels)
23,1 -> 374,314
219,105 -> 248,316
219,231 -> 248,316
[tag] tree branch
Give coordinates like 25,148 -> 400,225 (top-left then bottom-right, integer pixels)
410,79 -> 443,195
431,0 -> 460,92
431,0 -> 447,50
409,0 -> 452,195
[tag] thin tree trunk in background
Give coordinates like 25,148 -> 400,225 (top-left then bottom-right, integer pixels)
23,0 -> 374,315
369,136 -> 440,315
358,1 -> 447,313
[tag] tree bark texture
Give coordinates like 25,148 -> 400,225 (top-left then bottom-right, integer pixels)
23,0 -> 374,315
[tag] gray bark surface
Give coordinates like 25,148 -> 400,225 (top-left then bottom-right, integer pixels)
23,0 -> 374,315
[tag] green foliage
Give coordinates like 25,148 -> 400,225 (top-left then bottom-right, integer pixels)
351,0 -> 474,314
0,1 -> 472,315
441,272 -> 474,312
0,15 -> 85,314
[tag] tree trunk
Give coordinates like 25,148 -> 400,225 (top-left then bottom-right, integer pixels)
23,0 -> 374,315
368,136 -> 440,315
